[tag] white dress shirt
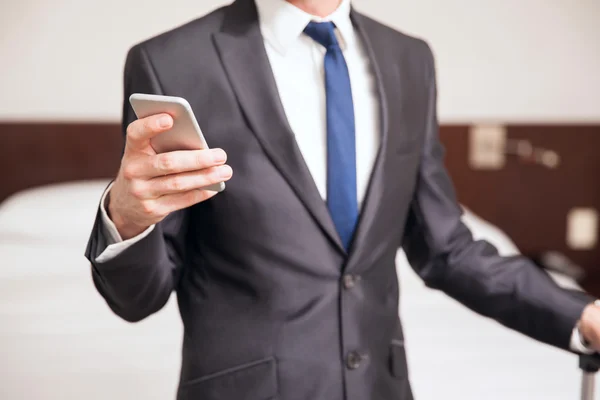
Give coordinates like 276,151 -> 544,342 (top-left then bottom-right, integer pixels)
97,0 -> 379,261
96,0 -> 591,354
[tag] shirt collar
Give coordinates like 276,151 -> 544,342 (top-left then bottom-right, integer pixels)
255,0 -> 354,55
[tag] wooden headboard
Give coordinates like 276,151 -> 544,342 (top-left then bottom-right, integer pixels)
1,123 -> 123,201
442,124 -> 600,293
2,122 -> 600,293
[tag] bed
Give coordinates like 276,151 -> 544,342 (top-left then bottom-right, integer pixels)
0,180 -> 588,399
0,181 -> 181,400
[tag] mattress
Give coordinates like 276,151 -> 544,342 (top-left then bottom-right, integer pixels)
0,181 -> 181,399
0,240 -> 182,400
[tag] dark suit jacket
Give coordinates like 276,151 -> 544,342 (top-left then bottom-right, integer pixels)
85,0 -> 588,399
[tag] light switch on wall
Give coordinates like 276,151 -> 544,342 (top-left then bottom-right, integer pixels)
566,208 -> 598,250
468,125 -> 507,170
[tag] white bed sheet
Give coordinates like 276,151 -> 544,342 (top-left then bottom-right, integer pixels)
399,252 -> 584,400
0,181 -> 591,399
0,180 -> 110,247
0,241 -> 182,400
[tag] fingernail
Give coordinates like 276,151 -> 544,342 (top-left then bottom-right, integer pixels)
158,115 -> 172,128
219,165 -> 233,179
212,148 -> 227,163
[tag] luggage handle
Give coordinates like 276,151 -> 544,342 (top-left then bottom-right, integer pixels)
580,353 -> 600,373
580,354 -> 600,400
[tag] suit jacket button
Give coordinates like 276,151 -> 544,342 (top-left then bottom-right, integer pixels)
346,351 -> 362,370
343,275 -> 359,290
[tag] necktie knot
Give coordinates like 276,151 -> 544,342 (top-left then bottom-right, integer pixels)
303,21 -> 339,50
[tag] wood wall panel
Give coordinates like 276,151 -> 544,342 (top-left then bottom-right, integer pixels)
2,122 -> 600,292
1,123 -> 123,202
439,124 -> 600,293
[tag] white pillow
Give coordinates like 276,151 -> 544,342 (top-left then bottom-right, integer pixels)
461,207 -> 580,290
460,206 -> 520,257
0,180 -> 110,246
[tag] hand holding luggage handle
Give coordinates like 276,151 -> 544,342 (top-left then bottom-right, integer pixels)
531,253 -> 599,399
577,299 -> 600,400
579,353 -> 600,400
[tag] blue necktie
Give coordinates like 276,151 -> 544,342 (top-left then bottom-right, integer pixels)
304,21 -> 358,251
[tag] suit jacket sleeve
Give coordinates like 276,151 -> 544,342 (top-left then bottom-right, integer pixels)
402,42 -> 588,351
85,44 -> 189,322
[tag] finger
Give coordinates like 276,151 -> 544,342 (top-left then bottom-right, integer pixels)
156,188 -> 220,215
125,114 -> 173,151
147,165 -> 232,196
142,148 -> 227,178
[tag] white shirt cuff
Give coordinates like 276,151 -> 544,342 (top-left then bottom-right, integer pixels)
96,183 -> 156,263
571,324 -> 595,354
569,299 -> 600,354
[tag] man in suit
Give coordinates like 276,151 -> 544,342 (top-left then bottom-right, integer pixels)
85,0 -> 600,399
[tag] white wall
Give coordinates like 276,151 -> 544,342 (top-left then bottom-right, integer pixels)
1,0 -> 599,123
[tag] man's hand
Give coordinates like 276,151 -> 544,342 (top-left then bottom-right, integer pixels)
579,303 -> 600,351
108,113 -> 232,240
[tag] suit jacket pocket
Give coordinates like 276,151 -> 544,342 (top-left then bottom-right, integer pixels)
178,357 -> 277,400
389,340 -> 409,379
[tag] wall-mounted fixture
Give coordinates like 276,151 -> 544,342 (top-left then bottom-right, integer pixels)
567,208 -> 598,250
505,139 -> 560,169
468,124 -> 507,170
469,124 -> 561,170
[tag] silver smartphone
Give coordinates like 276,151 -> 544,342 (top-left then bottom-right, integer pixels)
129,93 -> 225,192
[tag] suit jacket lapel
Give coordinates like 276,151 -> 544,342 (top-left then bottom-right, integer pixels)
213,0 -> 346,255
345,10 -> 406,267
